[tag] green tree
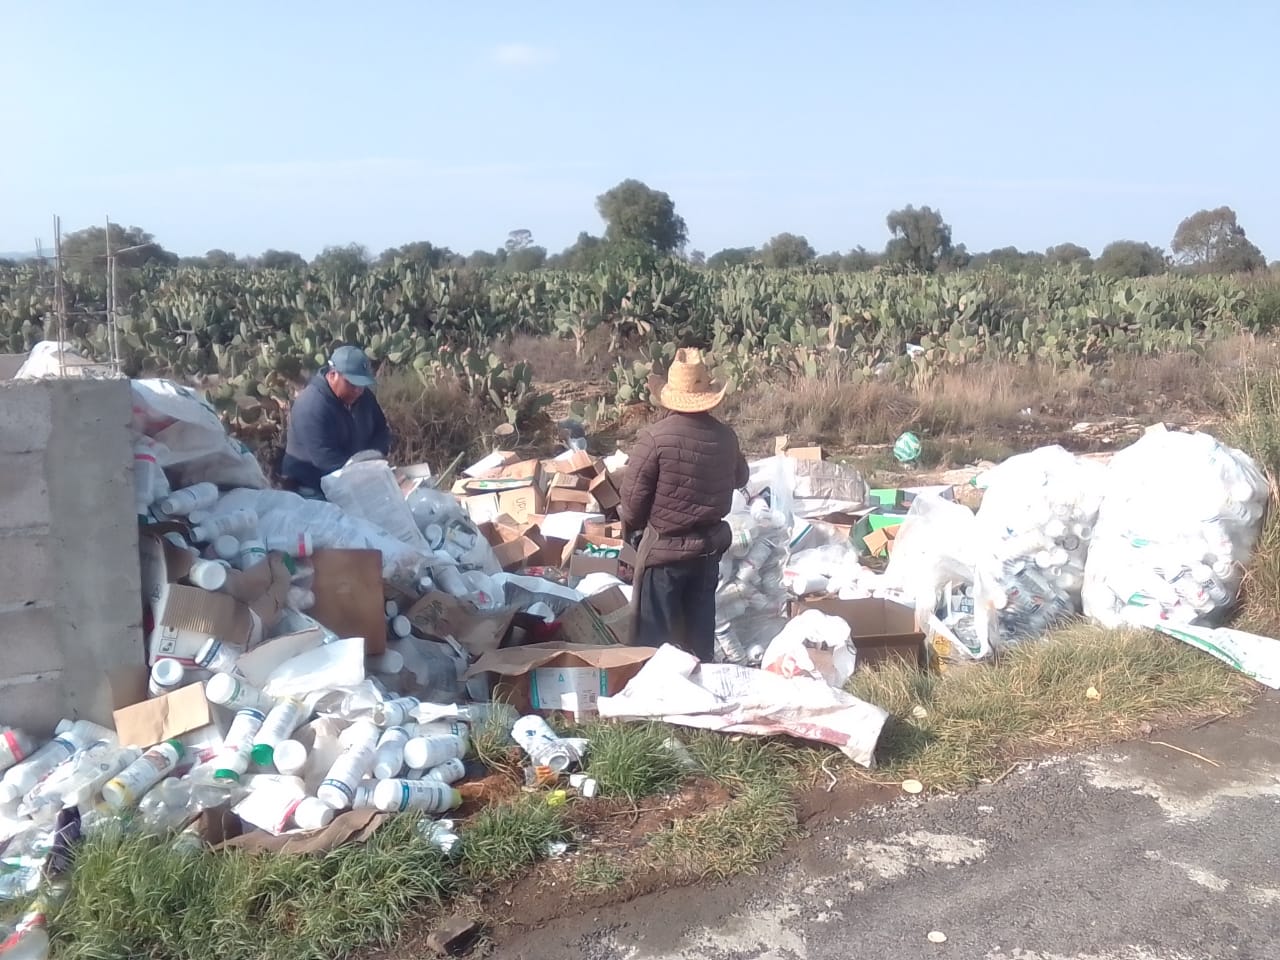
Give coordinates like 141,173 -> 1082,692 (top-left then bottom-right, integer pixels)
505,229 -> 534,253
549,232 -> 607,271
883,205 -> 953,272
687,249 -> 706,267
1096,240 -> 1167,278
311,244 -> 370,286
257,249 -> 307,270
1045,242 -> 1092,267
841,246 -> 880,272
706,246 -> 757,269
968,247 -> 1045,273
595,179 -> 688,253
1171,206 -> 1266,273
500,230 -> 546,271
760,232 -> 816,268
60,223 -> 176,273
466,250 -> 501,268
378,241 -> 460,269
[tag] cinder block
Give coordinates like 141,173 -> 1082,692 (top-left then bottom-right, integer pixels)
0,530 -> 52,607
0,604 -> 65,674
0,451 -> 50,529
0,383 -> 53,454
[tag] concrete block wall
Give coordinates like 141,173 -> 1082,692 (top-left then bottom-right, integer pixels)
0,377 -> 143,737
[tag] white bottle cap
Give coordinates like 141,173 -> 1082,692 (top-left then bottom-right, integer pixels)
204,672 -> 242,706
213,535 -> 240,561
151,658 -> 186,690
391,615 -> 412,638
368,649 -> 404,674
272,739 -> 307,776
293,796 -> 335,831
189,560 -> 228,592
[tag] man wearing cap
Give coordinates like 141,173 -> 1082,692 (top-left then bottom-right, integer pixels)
280,345 -> 391,497
620,348 -> 748,662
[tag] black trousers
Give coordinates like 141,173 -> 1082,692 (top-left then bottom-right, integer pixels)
635,555 -> 720,662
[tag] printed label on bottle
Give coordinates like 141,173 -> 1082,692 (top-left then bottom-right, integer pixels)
320,778 -> 355,803
2,730 -> 26,763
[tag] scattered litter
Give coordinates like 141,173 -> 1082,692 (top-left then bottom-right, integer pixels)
901,779 -> 924,795
1086,686 -> 1101,701
927,930 -> 947,943
911,706 -> 929,720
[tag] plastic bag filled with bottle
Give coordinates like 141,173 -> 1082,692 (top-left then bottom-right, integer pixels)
713,497 -> 792,664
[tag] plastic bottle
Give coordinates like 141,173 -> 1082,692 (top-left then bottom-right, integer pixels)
23,743 -> 142,813
317,720 -> 380,810
133,446 -> 162,517
372,778 -> 463,814
0,899 -> 51,960
213,709 -> 266,781
238,538 -> 267,570
266,532 -> 313,558
187,559 -> 229,592
511,715 -> 575,772
384,600 -> 400,619
390,615 -> 412,639
372,727 -> 410,780
352,781 -> 378,810
403,734 -> 466,772
271,739 -> 308,777
0,727 -> 34,775
372,696 -> 420,728
286,586 -> 316,610
148,658 -> 187,697
251,698 -> 306,767
159,483 -> 219,518
192,508 -> 258,543
102,740 -> 185,810
206,673 -> 274,713
194,637 -> 242,674
0,720 -> 115,804
424,757 -> 467,784
212,535 -> 241,562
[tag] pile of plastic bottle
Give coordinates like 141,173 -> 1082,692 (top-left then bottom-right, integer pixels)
714,499 -> 792,664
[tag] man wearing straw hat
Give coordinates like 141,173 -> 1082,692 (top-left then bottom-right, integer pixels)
620,348 -> 749,661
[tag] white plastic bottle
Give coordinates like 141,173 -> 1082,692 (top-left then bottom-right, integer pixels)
159,483 -> 219,518
317,720 -> 380,810
424,757 -> 467,784
133,445 -> 163,517
238,538 -> 268,570
403,734 -> 466,772
188,559 -> 230,592
372,727 -> 410,780
23,743 -> 142,813
206,673 -> 274,713
148,658 -> 187,697
213,709 -> 266,782
271,739 -> 308,776
251,698 -> 306,767
0,727 -> 35,774
373,696 -> 420,728
412,719 -> 471,747
212,535 -> 241,562
194,637 -> 242,674
192,508 -> 258,543
511,715 -> 575,772
102,739 -> 185,809
293,796 -> 335,830
372,779 -> 463,814
0,720 -> 115,803
390,615 -> 412,639
352,781 -> 378,810
266,532 -> 314,558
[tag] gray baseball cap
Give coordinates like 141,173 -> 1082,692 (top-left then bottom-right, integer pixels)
328,345 -> 376,388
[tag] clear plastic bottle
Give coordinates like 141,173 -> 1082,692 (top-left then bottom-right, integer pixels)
148,658 -> 187,697
372,779 -> 462,814
372,726 -> 410,780
424,757 -> 466,784
194,637 -> 242,674
213,709 -> 266,782
21,742 -> 141,814
102,740 -> 185,810
372,696 -> 420,728
403,735 -> 466,772
250,699 -> 306,767
192,508 -> 258,543
0,727 -> 34,775
159,483 -> 219,518
317,720 -> 380,810
205,673 -> 274,713
0,720 -> 115,804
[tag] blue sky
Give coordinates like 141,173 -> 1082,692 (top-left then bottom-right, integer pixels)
3,2 -> 1277,260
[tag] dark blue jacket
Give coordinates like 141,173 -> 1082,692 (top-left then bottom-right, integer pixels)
281,374 -> 391,489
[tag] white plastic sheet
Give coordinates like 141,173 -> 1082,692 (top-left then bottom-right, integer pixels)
761,609 -> 856,688
599,644 -> 888,767
130,379 -> 267,489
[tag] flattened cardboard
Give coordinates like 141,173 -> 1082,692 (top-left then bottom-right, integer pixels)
149,583 -> 253,664
220,554 -> 293,632
310,549 -> 387,656
793,597 -> 925,667
218,808 -> 387,854
406,591 -> 516,657
462,451 -> 519,478
113,682 -> 212,747
861,524 -> 899,558
465,641 -> 657,714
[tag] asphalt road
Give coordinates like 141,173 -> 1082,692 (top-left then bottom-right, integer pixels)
499,695 -> 1280,960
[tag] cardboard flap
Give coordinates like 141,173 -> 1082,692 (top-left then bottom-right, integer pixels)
113,682 -> 211,747
217,809 -> 386,854
150,584 -> 254,663
407,592 -> 516,657
465,641 -> 657,679
310,549 -> 387,656
540,450 -> 597,475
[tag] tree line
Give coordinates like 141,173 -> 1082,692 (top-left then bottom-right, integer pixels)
9,180 -> 1271,281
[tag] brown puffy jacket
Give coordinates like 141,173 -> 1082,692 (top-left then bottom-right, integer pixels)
619,412 -> 749,565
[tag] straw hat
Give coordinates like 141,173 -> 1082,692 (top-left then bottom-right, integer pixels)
655,348 -> 726,413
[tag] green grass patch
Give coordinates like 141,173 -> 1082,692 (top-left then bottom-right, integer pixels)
848,622 -> 1255,791
580,720 -> 687,801
573,854 -> 627,892
457,793 -> 567,884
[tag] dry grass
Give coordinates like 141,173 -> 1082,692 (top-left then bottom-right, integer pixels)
848,623 -> 1256,792
376,371 -> 502,469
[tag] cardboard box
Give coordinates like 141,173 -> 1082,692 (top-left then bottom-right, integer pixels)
464,642 -> 657,715
587,468 -> 621,511
791,597 -> 925,667
113,682 -> 212,747
853,510 -> 906,559
478,518 -> 544,571
774,436 -> 824,460
567,533 -> 638,580
546,487 -> 597,515
462,451 -> 520,478
309,549 -> 387,656
556,601 -> 619,646
406,591 -> 516,657
861,523 -> 900,558
395,462 -> 435,496
149,583 -> 255,664
586,586 -> 632,645
540,450 -> 596,475
455,475 -> 544,526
